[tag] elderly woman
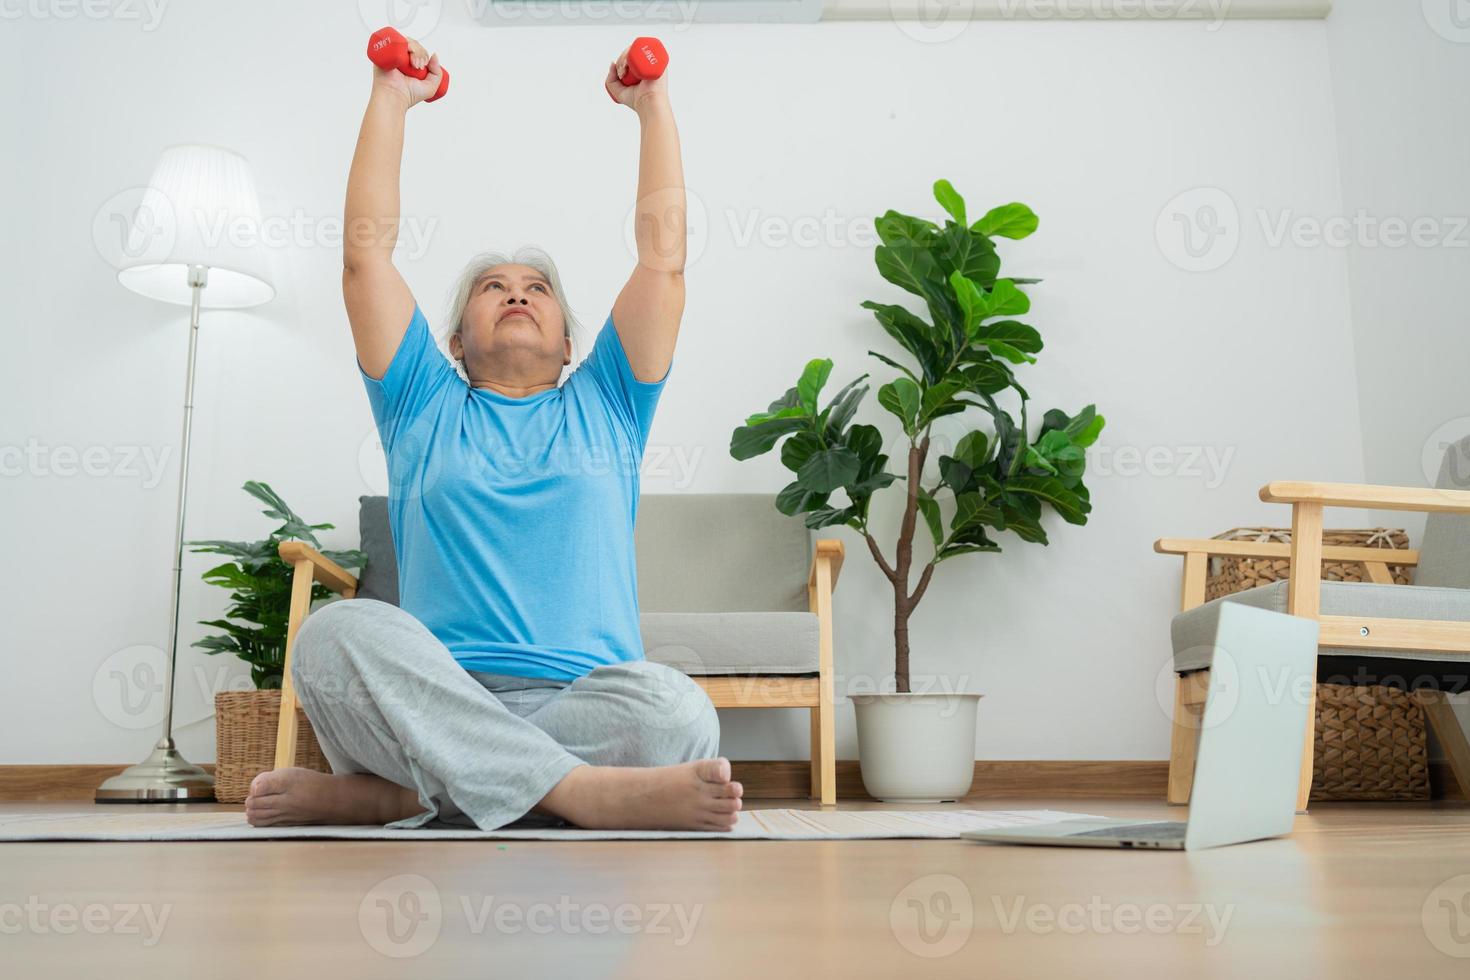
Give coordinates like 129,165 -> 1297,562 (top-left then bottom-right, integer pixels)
244,38 -> 740,832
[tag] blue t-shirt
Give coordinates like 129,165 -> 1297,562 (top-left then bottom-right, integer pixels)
359,304 -> 669,681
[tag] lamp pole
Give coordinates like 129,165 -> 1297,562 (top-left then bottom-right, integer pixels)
96,265 -> 216,802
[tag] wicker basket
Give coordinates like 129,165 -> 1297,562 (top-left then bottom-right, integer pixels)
1205,526 -> 1412,601
1312,684 -> 1429,800
1202,526 -> 1428,801
214,690 -> 331,803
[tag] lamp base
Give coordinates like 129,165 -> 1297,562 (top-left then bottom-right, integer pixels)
95,744 -> 217,803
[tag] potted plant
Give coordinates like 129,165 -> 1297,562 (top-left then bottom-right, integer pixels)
187,480 -> 364,801
728,180 -> 1104,801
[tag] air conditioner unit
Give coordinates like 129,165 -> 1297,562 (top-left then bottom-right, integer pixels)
473,0 -> 824,27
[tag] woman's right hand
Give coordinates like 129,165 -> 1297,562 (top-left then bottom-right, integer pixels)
371,36 -> 444,108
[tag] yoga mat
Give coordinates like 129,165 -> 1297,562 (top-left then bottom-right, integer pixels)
0,808 -> 1098,842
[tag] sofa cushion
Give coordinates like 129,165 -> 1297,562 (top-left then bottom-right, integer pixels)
356,495 -> 399,605
1172,579 -> 1470,672
640,611 -> 820,675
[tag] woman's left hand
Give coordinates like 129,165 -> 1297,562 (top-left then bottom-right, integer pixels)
605,46 -> 668,111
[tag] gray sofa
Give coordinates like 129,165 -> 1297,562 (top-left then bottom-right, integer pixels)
274,493 -> 843,803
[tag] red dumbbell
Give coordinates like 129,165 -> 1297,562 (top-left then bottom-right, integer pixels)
610,37 -> 667,101
367,27 -> 449,103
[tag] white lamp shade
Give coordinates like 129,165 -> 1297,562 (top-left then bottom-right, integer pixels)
117,144 -> 276,309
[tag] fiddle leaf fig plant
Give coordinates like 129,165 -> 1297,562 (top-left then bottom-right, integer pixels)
729,180 -> 1104,693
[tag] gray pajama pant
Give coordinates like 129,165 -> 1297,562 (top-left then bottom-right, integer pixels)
287,597 -> 722,830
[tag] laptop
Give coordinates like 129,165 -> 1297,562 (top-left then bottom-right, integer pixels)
962,602 -> 1320,851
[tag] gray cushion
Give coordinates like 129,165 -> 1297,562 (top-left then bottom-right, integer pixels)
1416,433 -> 1470,589
635,493 -> 811,613
356,495 -> 399,605
641,612 -> 819,675
1172,579 -> 1470,672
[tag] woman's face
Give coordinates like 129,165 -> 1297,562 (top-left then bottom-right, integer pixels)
451,264 -> 570,380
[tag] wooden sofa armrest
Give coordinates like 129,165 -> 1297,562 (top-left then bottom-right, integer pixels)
278,541 -> 359,595
808,539 -> 845,595
1260,481 -> 1470,514
274,542 -> 358,770
1154,537 -> 1419,567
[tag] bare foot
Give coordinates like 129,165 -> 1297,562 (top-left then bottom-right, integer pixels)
245,767 -> 424,827
538,758 -> 743,832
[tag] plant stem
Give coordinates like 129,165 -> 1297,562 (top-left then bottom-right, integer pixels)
863,531 -> 896,583
891,434 -> 930,693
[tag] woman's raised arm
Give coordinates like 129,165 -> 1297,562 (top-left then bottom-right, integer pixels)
343,38 -> 445,380
607,48 -> 686,384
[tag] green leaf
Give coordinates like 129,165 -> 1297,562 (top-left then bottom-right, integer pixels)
729,416 -> 807,460
797,448 -> 862,494
865,350 -> 919,384
918,380 -> 966,427
958,360 -> 1014,395
1066,406 -> 1105,448
984,340 -> 1036,366
821,376 -> 870,437
1000,504 -> 1049,544
1006,476 -> 1091,524
780,430 -> 824,473
861,301 -> 943,384
935,541 -> 1003,563
844,423 -> 884,462
951,272 -> 987,338
803,506 -> 855,530
973,203 -> 1039,240
984,279 -> 1032,318
1022,445 -> 1060,475
953,492 -> 1004,532
977,320 -> 1043,355
938,224 -> 1000,285
877,378 -> 922,434
775,480 -> 828,516
200,562 -> 257,591
954,430 -> 990,469
915,488 -> 943,549
744,386 -> 807,426
849,469 -> 899,497
874,243 -> 959,339
938,455 -> 972,492
797,359 -> 833,415
875,210 -> 940,248
321,548 -> 366,570
933,179 -> 966,226
744,406 -> 806,426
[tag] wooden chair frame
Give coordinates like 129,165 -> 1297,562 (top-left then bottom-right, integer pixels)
1158,481 -> 1470,812
271,538 -> 845,806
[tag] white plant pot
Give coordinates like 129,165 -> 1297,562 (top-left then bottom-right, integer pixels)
850,692 -> 984,803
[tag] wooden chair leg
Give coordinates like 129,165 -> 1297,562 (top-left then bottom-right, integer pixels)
1286,502 -> 1324,814
1416,690 -> 1470,800
273,558 -> 316,771
809,702 -> 835,806
1168,670 -> 1208,805
1295,683 -> 1318,813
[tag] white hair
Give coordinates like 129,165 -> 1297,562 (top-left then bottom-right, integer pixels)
440,246 -> 583,379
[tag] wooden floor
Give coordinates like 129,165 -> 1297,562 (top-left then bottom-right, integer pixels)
5,796 -> 1470,979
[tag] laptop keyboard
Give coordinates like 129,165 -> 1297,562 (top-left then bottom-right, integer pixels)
1070,822 -> 1187,842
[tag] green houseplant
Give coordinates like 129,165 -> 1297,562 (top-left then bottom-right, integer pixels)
188,480 -> 364,690
728,180 -> 1104,800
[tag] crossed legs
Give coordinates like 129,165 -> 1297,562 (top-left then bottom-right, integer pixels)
244,598 -> 742,831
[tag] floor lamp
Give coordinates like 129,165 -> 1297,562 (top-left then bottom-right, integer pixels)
96,144 -> 275,802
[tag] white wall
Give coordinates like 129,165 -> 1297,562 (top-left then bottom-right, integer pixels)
1,2 -> 1366,765
1325,0 -> 1470,733
1327,0 -> 1470,508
